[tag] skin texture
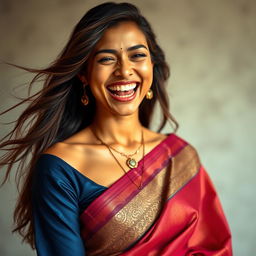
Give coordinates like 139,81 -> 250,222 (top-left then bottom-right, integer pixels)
45,22 -> 167,187
85,21 -> 154,118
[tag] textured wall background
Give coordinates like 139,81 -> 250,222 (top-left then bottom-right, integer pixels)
0,0 -> 255,255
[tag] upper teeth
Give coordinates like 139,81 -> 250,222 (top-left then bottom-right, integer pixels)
108,83 -> 137,91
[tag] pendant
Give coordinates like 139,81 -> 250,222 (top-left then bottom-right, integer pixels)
126,158 -> 138,168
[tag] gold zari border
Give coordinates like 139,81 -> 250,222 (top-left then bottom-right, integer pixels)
86,145 -> 200,256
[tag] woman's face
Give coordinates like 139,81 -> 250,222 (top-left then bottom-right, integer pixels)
85,21 -> 154,118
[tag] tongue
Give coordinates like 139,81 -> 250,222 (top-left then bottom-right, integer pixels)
113,89 -> 134,96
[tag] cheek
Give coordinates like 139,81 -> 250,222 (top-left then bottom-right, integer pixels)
89,64 -> 111,86
88,65 -> 113,101
139,62 -> 153,82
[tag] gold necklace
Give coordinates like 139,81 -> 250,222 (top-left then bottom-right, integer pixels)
106,142 -> 142,168
90,128 -> 145,190
91,130 -> 143,169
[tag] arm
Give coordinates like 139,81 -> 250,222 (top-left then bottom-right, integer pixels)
32,159 -> 86,256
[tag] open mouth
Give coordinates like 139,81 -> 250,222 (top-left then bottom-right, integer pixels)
107,83 -> 139,98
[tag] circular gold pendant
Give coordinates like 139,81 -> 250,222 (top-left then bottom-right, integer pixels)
126,158 -> 138,168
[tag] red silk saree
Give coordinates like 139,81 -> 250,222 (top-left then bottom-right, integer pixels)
80,134 -> 232,255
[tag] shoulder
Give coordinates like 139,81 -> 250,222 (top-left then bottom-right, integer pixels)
168,134 -> 202,175
33,154 -> 84,203
143,129 -> 167,142
143,128 -> 168,151
35,153 -> 70,175
34,153 -> 82,190
42,128 -> 95,172
42,140 -> 77,165
169,133 -> 200,158
136,129 -> 200,159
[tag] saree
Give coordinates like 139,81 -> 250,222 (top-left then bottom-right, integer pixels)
80,134 -> 232,256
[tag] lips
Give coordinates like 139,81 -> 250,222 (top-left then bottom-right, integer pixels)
106,81 -> 140,102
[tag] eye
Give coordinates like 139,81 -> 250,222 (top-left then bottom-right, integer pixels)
97,56 -> 115,64
130,53 -> 147,60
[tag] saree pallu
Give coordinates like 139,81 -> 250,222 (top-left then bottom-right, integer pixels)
80,134 -> 232,256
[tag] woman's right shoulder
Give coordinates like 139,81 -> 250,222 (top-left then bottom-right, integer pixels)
42,139 -> 71,160
35,153 -> 69,179
34,151 -> 82,192
35,139 -> 78,175
36,128 -> 94,178
39,132 -> 82,168
39,128 -> 99,175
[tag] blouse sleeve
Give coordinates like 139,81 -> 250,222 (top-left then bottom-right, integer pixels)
32,157 -> 86,256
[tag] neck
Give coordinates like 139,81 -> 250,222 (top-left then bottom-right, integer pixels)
90,111 -> 143,147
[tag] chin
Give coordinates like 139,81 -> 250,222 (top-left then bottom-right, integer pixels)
111,106 -> 139,117
114,110 -> 137,117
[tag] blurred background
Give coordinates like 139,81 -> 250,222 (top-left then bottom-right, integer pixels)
0,0 -> 255,255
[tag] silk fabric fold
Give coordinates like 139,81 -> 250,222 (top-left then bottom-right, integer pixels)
80,134 -> 232,255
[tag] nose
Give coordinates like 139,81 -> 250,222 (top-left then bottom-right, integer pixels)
113,58 -> 133,78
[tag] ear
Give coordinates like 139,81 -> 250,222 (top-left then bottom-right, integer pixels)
77,74 -> 88,85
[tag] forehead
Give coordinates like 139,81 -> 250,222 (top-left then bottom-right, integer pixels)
95,21 -> 148,50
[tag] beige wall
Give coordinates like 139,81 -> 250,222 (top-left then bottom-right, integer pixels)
0,0 -> 255,255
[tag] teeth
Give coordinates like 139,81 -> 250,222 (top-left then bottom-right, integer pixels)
114,90 -> 135,98
108,83 -> 137,91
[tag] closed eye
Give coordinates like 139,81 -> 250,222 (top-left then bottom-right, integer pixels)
130,53 -> 147,61
97,57 -> 115,64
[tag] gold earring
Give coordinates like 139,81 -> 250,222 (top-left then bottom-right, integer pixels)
146,89 -> 153,100
81,85 -> 89,106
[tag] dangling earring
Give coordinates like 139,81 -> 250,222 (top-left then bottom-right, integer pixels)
81,85 -> 89,106
146,89 -> 153,100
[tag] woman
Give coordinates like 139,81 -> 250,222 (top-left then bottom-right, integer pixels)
0,2 -> 232,256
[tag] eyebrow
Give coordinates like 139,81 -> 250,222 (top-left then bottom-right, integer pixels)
94,44 -> 148,56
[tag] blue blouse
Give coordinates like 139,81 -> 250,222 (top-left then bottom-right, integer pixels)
32,154 -> 107,256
